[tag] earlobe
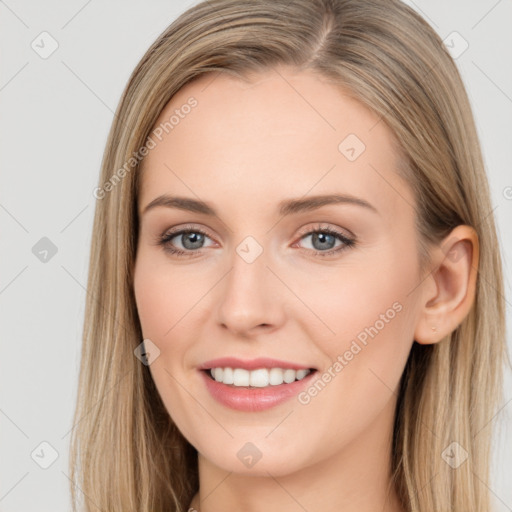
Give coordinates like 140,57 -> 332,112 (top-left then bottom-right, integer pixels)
414,225 -> 479,345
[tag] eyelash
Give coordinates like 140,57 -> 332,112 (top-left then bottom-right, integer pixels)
155,223 -> 356,258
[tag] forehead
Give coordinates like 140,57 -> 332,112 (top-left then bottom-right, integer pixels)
138,67 -> 413,221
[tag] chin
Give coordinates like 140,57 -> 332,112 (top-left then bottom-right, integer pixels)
195,435 -> 321,478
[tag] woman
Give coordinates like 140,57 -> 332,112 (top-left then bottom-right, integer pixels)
69,0 -> 508,510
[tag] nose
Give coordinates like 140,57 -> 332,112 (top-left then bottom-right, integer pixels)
215,247 -> 285,338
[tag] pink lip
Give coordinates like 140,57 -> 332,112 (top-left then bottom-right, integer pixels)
199,357 -> 314,371
199,367 -> 317,412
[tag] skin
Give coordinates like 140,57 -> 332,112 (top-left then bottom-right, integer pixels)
133,65 -> 478,512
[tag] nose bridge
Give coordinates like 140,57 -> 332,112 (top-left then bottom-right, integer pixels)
215,237 -> 282,334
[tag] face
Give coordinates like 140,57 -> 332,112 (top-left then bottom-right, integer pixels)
133,66 -> 425,476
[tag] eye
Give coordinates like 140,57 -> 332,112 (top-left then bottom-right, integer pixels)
294,224 -> 356,257
155,224 -> 216,257
154,223 -> 356,258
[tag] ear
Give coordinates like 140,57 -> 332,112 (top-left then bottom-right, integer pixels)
414,225 -> 479,345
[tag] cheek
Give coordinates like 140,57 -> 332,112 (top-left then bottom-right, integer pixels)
133,254 -> 201,339
133,257 -> 198,428
133,254 -> 214,398
286,259 -> 417,453
296,246 -> 419,379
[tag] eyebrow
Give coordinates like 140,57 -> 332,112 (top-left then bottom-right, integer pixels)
141,193 -> 378,217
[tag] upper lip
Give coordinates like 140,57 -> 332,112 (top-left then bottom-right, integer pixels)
199,357 -> 315,371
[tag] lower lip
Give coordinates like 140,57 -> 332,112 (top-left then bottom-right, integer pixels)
199,370 -> 316,412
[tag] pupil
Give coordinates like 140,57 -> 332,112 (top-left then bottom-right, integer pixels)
183,232 -> 204,249
313,232 -> 335,250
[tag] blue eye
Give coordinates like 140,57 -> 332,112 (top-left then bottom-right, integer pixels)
297,228 -> 355,256
156,224 -> 355,258
158,227 -> 214,257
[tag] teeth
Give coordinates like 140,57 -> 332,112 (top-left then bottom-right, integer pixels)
296,369 -> 310,380
233,368 -> 250,386
209,367 -> 312,387
283,369 -> 296,384
250,368 -> 268,387
222,367 -> 234,384
269,368 -> 284,385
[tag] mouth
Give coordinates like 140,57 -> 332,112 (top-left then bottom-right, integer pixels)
202,367 -> 317,388
198,358 -> 319,411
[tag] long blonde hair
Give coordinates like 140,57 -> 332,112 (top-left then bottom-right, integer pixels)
69,0 -> 509,510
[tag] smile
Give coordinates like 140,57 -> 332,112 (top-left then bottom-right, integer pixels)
208,367 -> 312,387
198,357 -> 318,412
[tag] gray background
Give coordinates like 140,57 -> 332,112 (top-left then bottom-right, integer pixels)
1,0 -> 511,510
